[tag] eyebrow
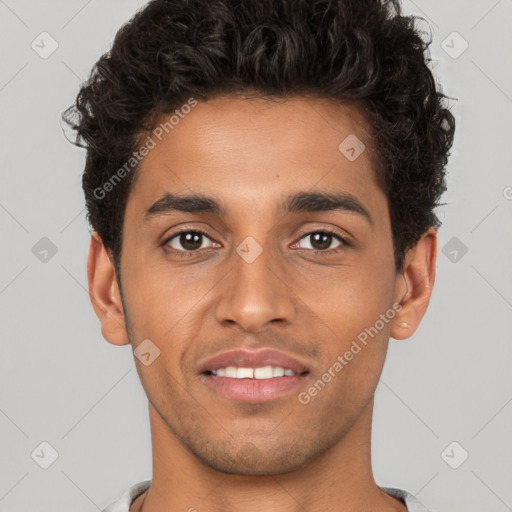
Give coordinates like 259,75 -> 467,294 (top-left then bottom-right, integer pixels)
145,191 -> 373,226
285,191 -> 373,226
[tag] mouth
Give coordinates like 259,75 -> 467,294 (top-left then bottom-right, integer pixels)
198,349 -> 310,403
205,366 -> 307,378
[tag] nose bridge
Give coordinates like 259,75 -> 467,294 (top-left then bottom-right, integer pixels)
215,237 -> 295,331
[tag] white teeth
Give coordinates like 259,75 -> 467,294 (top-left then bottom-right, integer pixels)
272,366 -> 284,377
254,366 -> 273,379
225,366 -> 237,378
236,367 -> 254,379
210,366 -> 298,379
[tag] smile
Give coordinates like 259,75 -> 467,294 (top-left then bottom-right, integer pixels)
207,366 -> 300,379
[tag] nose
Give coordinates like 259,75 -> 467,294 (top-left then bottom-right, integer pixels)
215,243 -> 296,332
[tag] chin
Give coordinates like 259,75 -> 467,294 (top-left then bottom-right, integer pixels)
190,440 -> 312,476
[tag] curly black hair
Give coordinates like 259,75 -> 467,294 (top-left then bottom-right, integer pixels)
62,0 -> 455,274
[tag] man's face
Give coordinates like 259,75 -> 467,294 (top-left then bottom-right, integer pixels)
117,96 -> 402,475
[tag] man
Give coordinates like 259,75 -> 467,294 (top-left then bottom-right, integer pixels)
63,0 -> 455,510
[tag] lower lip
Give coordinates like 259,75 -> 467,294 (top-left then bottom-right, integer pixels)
200,374 -> 307,403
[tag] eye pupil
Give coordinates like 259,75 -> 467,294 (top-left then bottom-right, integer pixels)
180,232 -> 202,250
310,232 -> 332,250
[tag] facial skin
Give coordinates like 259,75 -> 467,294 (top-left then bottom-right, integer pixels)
88,96 -> 436,512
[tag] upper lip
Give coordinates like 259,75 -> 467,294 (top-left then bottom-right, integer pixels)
198,349 -> 309,374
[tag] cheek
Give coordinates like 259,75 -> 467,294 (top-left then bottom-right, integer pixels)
120,255 -> 216,343
311,248 -> 396,376
318,259 -> 395,333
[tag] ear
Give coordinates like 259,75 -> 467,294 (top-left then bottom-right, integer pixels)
390,227 -> 437,340
87,232 -> 130,346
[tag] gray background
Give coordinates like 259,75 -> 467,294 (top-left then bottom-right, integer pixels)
1,0 -> 511,510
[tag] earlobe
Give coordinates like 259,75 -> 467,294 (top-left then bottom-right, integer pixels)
87,232 -> 130,346
390,227 -> 437,340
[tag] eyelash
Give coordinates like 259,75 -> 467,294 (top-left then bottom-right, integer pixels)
161,227 -> 351,258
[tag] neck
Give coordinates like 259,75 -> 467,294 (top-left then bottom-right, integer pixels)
131,398 -> 406,512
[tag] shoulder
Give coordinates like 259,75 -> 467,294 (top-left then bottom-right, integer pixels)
101,480 -> 151,512
381,487 -> 432,512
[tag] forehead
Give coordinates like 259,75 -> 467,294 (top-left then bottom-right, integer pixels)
127,95 -> 381,216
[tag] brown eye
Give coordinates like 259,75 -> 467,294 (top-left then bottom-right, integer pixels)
165,231 -> 214,251
296,231 -> 346,251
